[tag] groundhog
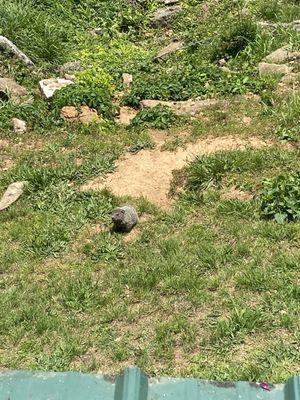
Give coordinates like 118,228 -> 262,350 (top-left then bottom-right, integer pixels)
111,206 -> 138,233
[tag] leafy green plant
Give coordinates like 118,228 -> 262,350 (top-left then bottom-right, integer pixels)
255,0 -> 300,22
70,0 -> 151,37
24,222 -> 71,257
0,100 -> 61,132
277,127 -> 299,142
130,106 -> 184,129
51,84 -> 116,119
125,59 -> 275,106
260,172 -> 300,222
77,68 -> 115,94
83,232 -> 124,262
61,274 -> 102,311
1,151 -> 117,194
128,139 -> 154,154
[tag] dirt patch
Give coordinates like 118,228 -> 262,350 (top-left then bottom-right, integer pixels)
81,135 -> 269,208
0,139 -> 9,148
115,107 -> 138,126
122,213 -> 154,243
14,139 -> 45,151
69,298 -> 210,373
72,224 -> 106,249
0,157 -> 14,171
123,228 -> 141,243
174,346 -> 190,372
140,98 -> 225,116
221,187 -> 253,201
61,105 -> 101,124
231,330 -> 290,364
149,129 -> 168,146
242,116 -> 252,126
69,347 -> 135,375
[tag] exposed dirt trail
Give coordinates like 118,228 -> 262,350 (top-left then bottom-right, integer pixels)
81,135 -> 270,208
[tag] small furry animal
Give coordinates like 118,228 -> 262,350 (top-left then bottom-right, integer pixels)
111,206 -> 138,233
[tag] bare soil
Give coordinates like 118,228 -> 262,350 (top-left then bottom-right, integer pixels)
81,135 -> 269,208
221,187 -> 253,201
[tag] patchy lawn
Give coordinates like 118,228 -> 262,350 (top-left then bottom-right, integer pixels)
0,0 -> 299,383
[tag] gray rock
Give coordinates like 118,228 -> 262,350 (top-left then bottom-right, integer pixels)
220,66 -> 237,74
112,206 -> 138,233
280,72 -> 300,84
258,62 -> 292,76
90,28 -> 102,36
151,6 -> 182,27
12,118 -> 27,133
292,20 -> 300,31
0,35 -> 34,68
0,181 -> 27,211
122,73 -> 133,89
140,98 -> 223,116
64,73 -> 76,81
218,58 -> 227,66
39,78 -> 74,99
157,0 -> 179,5
154,41 -> 184,62
264,47 -> 290,64
60,61 -> 83,73
257,21 -> 276,29
288,52 -> 300,61
258,20 -> 300,32
264,47 -> 300,64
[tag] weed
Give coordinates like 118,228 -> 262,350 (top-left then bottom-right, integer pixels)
185,149 -> 292,192
51,84 -> 116,119
212,308 -> 264,346
127,139 -> 154,154
130,106 -> 185,130
213,18 -> 258,60
0,0 -> 300,382
61,274 -> 103,312
260,172 -> 300,222
24,221 -> 71,257
83,232 -> 124,262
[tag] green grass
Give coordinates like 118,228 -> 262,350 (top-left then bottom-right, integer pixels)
0,0 -> 300,383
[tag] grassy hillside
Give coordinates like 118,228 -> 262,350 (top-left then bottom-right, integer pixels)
0,0 -> 299,382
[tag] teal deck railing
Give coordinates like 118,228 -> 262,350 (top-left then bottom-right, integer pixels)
0,366 -> 299,400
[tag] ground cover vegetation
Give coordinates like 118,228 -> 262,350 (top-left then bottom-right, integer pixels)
0,0 -> 299,382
